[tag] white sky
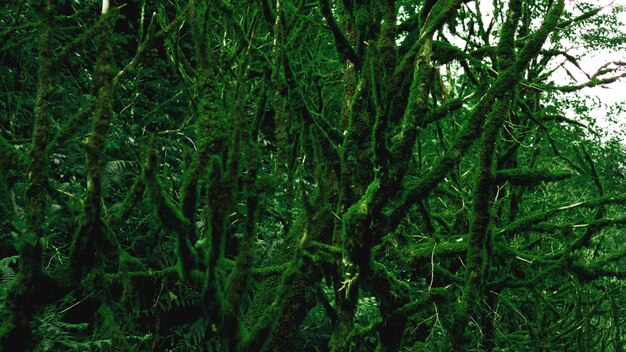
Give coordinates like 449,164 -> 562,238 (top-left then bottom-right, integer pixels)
560,1 -> 626,141
470,0 -> 626,141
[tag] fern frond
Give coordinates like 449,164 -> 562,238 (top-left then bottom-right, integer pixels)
105,160 -> 135,174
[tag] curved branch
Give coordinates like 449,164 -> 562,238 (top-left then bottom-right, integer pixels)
319,0 -> 360,67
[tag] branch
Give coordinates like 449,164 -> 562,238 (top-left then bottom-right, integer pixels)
49,98 -> 96,152
69,9 -> 120,279
385,0 -> 566,231
258,0 -> 275,26
105,174 -> 145,226
225,159 -> 259,313
525,216 -> 626,235
239,252 -> 303,352
319,0 -> 360,67
556,7 -> 602,30
423,93 -> 474,126
1,2 -> 56,348
539,114 -> 596,133
397,13 -> 420,33
55,12 -> 110,65
572,247 -> 626,282
143,138 -> 197,281
569,145 -> 605,250
418,0 -> 464,42
50,8 -> 187,153
113,9 -> 186,85
542,71 -> 626,92
497,194 -> 626,237
494,168 -> 573,186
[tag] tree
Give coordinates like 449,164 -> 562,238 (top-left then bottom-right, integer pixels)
0,0 -> 625,351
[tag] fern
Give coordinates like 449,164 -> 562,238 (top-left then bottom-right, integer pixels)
103,160 -> 137,195
0,255 -> 18,285
167,317 -> 207,351
34,304 -> 90,352
33,301 -> 152,352
105,160 -> 135,174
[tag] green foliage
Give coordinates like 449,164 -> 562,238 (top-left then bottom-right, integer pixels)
1,0 -> 625,351
0,256 -> 18,301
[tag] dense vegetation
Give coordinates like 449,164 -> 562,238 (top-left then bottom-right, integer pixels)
1,0 -> 625,351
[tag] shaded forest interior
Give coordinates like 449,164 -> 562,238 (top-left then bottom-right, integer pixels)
1,0 -> 626,351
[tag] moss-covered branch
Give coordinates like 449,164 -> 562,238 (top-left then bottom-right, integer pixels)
144,141 -> 197,281
385,0 -> 566,233
539,65 -> 626,93
105,175 -> 145,226
452,95 -> 513,348
520,216 -> 626,236
418,0 -> 464,43
367,261 -> 411,352
498,194 -> 626,237
319,0 -> 360,67
240,238 -> 307,352
0,2 -> 55,349
113,7 -> 187,85
494,168 -> 573,186
69,8 -> 120,278
225,65 -> 258,316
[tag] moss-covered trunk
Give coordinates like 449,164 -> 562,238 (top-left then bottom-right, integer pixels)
0,2 -> 55,349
